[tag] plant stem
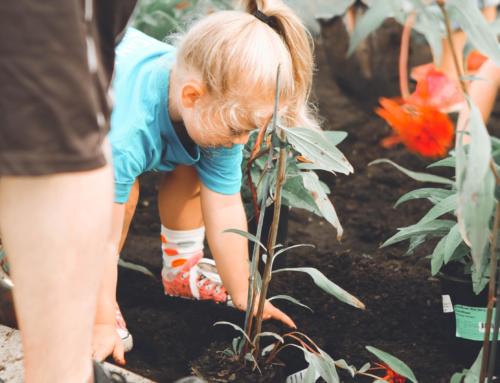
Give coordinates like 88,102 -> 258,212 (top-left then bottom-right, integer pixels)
243,66 -> 282,357
437,0 -> 467,94
488,240 -> 500,382
252,127 -> 287,359
399,12 -> 415,99
482,202 -> 500,382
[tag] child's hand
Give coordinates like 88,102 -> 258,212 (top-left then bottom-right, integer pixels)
92,323 -> 125,366
232,295 -> 297,329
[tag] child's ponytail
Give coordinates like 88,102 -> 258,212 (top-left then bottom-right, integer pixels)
241,0 -> 317,129
176,0 -> 319,140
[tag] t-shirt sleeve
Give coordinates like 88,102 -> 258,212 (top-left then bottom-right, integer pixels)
111,147 -> 145,204
195,144 -> 243,195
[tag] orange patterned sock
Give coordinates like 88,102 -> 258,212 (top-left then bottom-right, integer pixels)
161,225 -> 205,280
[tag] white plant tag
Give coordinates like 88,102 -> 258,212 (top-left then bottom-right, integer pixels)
442,294 -> 454,313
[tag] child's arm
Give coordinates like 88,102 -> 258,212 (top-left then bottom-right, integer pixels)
92,202 -> 127,365
200,184 -> 296,328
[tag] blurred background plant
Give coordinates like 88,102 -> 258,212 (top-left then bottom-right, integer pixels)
132,0 -> 232,40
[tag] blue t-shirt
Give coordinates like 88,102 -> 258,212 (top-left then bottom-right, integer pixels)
110,28 -> 243,203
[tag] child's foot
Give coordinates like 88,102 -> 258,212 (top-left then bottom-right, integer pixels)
162,256 -> 230,305
115,309 -> 133,353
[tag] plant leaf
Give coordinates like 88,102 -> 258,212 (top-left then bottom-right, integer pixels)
213,321 -> 252,344
274,267 -> 365,309
431,235 -> 447,276
324,131 -> 349,146
370,159 -> 454,185
446,0 -> 500,66
302,171 -> 343,239
444,224 -> 462,264
427,156 -> 456,168
464,348 -> 482,383
456,100 -> 494,273
223,228 -> 267,252
418,194 -> 457,224
382,220 -> 455,248
283,127 -> 353,175
365,346 -> 418,383
118,259 -> 156,279
395,188 -> 454,207
269,294 -> 314,313
253,331 -> 284,344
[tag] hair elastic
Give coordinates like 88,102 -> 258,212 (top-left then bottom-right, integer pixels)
252,9 -> 280,33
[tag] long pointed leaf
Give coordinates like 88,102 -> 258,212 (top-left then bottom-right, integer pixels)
269,294 -> 314,313
418,194 -> 457,224
274,267 -> 365,309
365,346 -> 418,383
395,188 -> 453,207
382,220 -> 455,248
302,171 -> 343,239
223,228 -> 267,252
444,224 -> 462,264
370,159 -> 454,185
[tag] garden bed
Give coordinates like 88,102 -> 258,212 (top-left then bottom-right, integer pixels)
116,39 -> 499,382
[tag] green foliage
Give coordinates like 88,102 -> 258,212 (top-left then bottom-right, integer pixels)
366,346 -> 418,383
450,348 -> 482,383
376,144 -> 498,294
446,0 -> 500,66
456,101 -> 495,279
132,0 -> 231,40
273,267 -> 365,309
242,128 -> 351,237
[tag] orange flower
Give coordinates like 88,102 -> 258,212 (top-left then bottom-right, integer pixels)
370,363 -> 407,383
409,64 -> 463,112
376,97 -> 454,158
467,50 -> 487,72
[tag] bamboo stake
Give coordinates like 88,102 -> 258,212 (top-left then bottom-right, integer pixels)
242,66 -> 282,356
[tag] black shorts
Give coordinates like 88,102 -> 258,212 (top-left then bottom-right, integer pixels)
0,0 -> 136,176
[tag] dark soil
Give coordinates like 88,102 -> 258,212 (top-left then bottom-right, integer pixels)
116,25 -> 500,382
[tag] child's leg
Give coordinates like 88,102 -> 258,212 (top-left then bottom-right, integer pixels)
0,166 -> 113,383
93,179 -> 139,362
158,166 -> 227,303
159,165 -> 204,277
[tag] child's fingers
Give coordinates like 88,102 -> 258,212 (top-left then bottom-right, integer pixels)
112,338 -> 126,366
265,302 -> 297,329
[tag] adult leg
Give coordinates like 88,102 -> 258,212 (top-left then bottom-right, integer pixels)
0,165 -> 113,383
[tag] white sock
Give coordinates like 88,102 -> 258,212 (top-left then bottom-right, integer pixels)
161,225 -> 205,280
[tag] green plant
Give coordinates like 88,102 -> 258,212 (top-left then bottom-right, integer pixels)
132,0 -> 231,40
348,0 -> 500,380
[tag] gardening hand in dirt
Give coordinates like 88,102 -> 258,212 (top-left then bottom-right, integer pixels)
92,323 -> 126,366
232,295 -> 297,329
201,187 -> 296,329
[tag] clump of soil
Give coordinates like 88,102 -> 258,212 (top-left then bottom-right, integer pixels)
191,343 -> 285,383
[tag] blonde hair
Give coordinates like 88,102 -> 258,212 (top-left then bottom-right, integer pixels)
175,0 -> 319,141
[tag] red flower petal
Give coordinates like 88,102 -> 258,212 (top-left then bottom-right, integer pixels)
408,65 -> 463,111
467,50 -> 488,72
376,97 -> 454,158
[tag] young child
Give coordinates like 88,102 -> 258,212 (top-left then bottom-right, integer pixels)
92,0 -> 320,364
